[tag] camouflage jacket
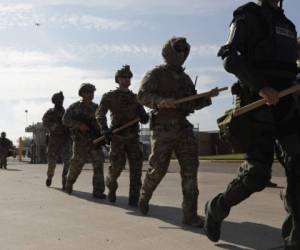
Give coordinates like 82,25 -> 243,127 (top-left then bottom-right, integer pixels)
63,101 -> 101,142
42,107 -> 70,137
96,88 -> 147,136
138,64 -> 212,124
0,138 -> 13,156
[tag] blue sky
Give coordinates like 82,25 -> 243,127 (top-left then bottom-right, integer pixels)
0,0 -> 299,143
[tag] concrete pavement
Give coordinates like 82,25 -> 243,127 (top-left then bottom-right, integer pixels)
0,159 -> 286,250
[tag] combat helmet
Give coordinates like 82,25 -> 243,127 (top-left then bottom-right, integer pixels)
162,37 -> 190,67
78,83 -> 96,97
115,65 -> 133,83
51,91 -> 64,104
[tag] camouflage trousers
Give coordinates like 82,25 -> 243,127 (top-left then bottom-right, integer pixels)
66,140 -> 105,194
106,135 -> 143,200
141,124 -> 199,221
208,115 -> 300,248
46,135 -> 72,184
0,154 -> 7,169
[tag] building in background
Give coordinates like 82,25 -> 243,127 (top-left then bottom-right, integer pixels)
25,123 -> 47,163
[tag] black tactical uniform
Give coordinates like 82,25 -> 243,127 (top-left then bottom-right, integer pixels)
204,2 -> 300,249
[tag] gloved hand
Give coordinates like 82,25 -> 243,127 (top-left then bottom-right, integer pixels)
137,105 -> 149,124
103,129 -> 112,145
139,113 -> 149,124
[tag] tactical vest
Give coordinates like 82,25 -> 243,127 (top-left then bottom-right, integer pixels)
150,65 -> 196,123
236,3 -> 298,80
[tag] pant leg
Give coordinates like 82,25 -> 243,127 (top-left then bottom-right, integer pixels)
60,138 -> 73,181
46,136 -> 59,178
277,133 -> 300,248
140,127 -> 174,201
174,127 -> 199,221
66,141 -> 88,186
91,147 -> 105,194
208,135 -> 274,221
106,138 -> 126,193
3,156 -> 7,169
126,138 -> 143,200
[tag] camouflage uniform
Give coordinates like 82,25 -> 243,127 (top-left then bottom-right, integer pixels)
204,2 -> 300,249
0,132 -> 13,169
96,65 -> 148,205
137,37 -> 212,226
42,92 -> 72,188
63,84 -> 105,198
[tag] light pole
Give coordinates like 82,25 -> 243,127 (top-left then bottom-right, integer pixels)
25,110 -> 28,126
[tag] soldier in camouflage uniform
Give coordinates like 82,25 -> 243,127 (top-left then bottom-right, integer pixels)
204,1 -> 300,249
137,37 -> 219,227
0,132 -> 13,170
42,92 -> 72,189
63,83 -> 106,199
96,65 -> 149,206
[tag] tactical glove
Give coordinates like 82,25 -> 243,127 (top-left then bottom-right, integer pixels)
103,129 -> 112,145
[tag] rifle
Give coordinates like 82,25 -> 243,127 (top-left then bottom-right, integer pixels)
93,87 -> 228,144
233,84 -> 300,117
172,87 -> 228,105
71,114 -> 101,140
93,118 -> 140,144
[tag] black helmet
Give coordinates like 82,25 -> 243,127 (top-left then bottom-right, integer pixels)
115,65 -> 133,83
1,132 -> 6,138
51,91 -> 64,104
78,83 -> 96,97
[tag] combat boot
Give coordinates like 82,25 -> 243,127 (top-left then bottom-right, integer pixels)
128,196 -> 139,207
46,177 -> 52,187
62,176 -> 67,190
65,182 -> 73,194
108,190 -> 116,202
204,201 -> 222,242
93,190 -> 106,199
138,195 -> 150,215
182,215 -> 204,228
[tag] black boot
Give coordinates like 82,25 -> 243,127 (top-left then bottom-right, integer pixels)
128,196 -> 139,207
46,177 -> 52,187
65,182 -> 73,194
204,194 -> 230,242
62,176 -> 67,190
183,215 -> 204,228
108,190 -> 116,202
93,191 -> 106,199
138,195 -> 150,215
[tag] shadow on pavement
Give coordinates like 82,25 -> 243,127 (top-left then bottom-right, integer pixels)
1,168 -> 22,171
52,188 -> 138,212
215,221 -> 283,250
52,188 -> 283,250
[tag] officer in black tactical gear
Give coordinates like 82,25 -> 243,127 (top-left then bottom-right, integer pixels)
204,1 -> 300,249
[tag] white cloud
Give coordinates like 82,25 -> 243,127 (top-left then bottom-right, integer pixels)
0,3 -> 33,13
47,14 -> 129,31
0,3 -> 131,31
66,43 -> 220,58
36,0 -> 246,15
0,48 -> 76,67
